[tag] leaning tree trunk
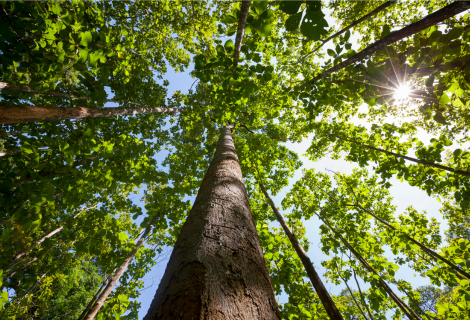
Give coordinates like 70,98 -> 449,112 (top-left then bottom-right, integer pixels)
144,125 -> 280,320
0,106 -> 179,125
258,181 -> 344,320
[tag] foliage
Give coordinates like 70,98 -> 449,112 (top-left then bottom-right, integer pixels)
2,0 -> 470,319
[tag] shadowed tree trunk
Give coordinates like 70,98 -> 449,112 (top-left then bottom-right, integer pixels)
144,125 -> 280,320
0,106 -> 179,125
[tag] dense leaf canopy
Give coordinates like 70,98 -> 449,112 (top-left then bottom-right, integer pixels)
1,1 -> 470,319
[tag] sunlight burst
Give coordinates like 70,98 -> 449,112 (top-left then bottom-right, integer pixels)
393,84 -> 411,102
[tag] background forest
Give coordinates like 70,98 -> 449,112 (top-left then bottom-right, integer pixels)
1,0 -> 470,319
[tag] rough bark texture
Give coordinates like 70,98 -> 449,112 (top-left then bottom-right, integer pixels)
233,1 -> 251,71
144,126 -> 280,320
0,106 -> 179,124
303,1 -> 470,86
258,182 -> 344,320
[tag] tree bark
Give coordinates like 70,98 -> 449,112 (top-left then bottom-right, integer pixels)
326,131 -> 470,177
303,1 -> 470,86
144,126 -> 280,320
0,105 -> 180,125
258,181 -> 344,320
84,214 -> 159,320
233,1 -> 251,71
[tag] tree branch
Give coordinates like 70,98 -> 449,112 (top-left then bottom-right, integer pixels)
303,1 -> 470,86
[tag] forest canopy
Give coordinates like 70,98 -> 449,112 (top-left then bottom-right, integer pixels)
1,0 -> 470,319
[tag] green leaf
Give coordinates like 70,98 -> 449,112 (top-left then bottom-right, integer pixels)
252,1 -> 268,15
327,49 -> 336,57
221,14 -> 237,24
118,232 -> 128,243
381,25 -> 391,38
224,39 -> 234,53
285,12 -> 302,32
251,18 -> 271,37
439,94 -> 450,105
300,10 -> 328,41
279,1 -> 303,14
433,111 -> 447,125
80,31 -> 92,47
78,47 -> 89,65
88,52 -> 100,67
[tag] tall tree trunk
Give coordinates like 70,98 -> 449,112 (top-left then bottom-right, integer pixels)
303,1 -> 470,86
84,214 -> 159,320
144,126 -> 280,320
258,181 -> 344,320
0,106 -> 180,125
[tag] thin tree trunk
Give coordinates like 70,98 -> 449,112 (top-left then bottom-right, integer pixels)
312,209 -> 420,320
326,131 -> 470,177
398,284 -> 433,320
0,148 -> 21,157
304,1 -> 396,57
233,0 -> 251,71
144,126 -> 280,320
303,1 -> 470,86
8,204 -> 97,267
15,273 -> 47,306
78,269 -> 116,320
258,181 -> 344,320
348,204 -> 470,279
337,269 -> 369,320
0,82 -> 142,106
313,179 -> 470,279
352,267 -> 374,320
0,105 -> 180,125
84,214 -> 159,320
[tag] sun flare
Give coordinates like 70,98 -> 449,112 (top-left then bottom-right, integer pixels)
393,84 -> 411,101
